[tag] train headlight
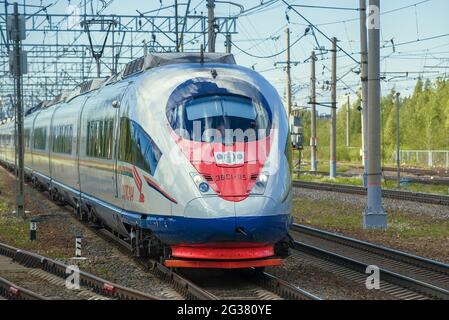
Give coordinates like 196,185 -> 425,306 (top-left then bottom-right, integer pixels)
190,173 -> 212,194
198,182 -> 210,193
258,173 -> 269,184
250,173 -> 269,195
193,174 -> 203,185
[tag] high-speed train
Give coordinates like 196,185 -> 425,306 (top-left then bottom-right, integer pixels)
0,53 -> 292,269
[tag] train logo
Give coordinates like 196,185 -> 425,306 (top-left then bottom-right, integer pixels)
214,151 -> 245,166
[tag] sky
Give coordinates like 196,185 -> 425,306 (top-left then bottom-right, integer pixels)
2,0 -> 449,114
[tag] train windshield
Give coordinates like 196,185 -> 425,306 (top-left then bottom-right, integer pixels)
169,95 -> 272,143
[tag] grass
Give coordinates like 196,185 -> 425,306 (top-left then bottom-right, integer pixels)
297,174 -> 364,186
0,212 -> 69,260
292,157 -> 351,174
95,267 -> 113,278
0,170 -> 69,260
384,180 -> 449,195
293,198 -> 449,242
0,198 -> 7,213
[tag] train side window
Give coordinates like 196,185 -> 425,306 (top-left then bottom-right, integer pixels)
33,127 -> 47,150
105,119 -> 113,159
24,129 -> 30,149
119,117 -> 132,163
87,119 -> 113,159
119,117 -> 161,176
52,125 -> 73,154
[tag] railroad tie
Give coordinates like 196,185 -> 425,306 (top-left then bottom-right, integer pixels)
254,289 -> 282,300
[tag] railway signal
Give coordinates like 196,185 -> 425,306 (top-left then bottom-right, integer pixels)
7,2 -> 27,219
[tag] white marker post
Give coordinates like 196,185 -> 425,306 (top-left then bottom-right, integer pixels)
30,220 -> 37,241
75,236 -> 82,258
70,235 -> 87,261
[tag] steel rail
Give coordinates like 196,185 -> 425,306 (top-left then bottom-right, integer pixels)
94,227 -> 219,300
0,163 -> 319,301
292,224 -> 449,275
290,224 -> 449,300
303,171 -> 449,186
256,271 -> 322,300
293,181 -> 449,205
351,165 -> 449,178
96,227 -> 320,300
0,276 -> 49,300
0,241 -> 160,300
292,241 -> 449,300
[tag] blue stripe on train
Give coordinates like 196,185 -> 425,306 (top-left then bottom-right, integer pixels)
121,211 -> 291,245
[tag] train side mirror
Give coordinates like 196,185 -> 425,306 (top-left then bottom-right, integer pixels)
112,100 -> 121,108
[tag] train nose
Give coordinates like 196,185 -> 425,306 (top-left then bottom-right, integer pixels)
234,196 -> 291,243
183,197 -> 237,243
182,196 -> 290,244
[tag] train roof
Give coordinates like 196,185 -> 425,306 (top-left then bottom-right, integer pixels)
23,52 -> 237,117
121,52 -> 236,78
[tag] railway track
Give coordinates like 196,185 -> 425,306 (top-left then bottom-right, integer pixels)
95,225 -> 320,301
0,275 -> 49,300
302,170 -> 449,186
0,165 -> 319,301
293,180 -> 449,206
290,224 -> 449,300
351,165 -> 449,178
0,241 -> 160,300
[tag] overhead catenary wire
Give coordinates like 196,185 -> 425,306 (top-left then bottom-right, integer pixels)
281,0 -> 360,65
231,32 -> 306,59
289,4 -> 360,11
2,0 -> 448,107
311,0 -> 432,27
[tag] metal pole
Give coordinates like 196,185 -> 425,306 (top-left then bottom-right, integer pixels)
330,37 -> 337,179
111,24 -> 115,74
81,49 -> 85,81
446,152 -> 449,173
12,2 -> 25,219
364,0 -> 387,229
95,56 -> 101,77
395,92 -> 401,189
360,0 -> 369,188
175,0 -> 179,52
286,28 -> 292,121
207,0 -> 215,53
346,94 -> 350,147
143,39 -> 148,56
310,51 -> 318,172
225,34 -> 232,53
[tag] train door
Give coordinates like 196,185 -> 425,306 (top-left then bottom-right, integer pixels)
76,96 -> 90,212
112,85 -> 133,236
113,85 -> 132,200
77,82 -> 131,236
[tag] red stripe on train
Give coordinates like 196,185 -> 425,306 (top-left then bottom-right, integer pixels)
171,244 -> 275,260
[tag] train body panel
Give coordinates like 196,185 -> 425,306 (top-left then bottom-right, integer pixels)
31,107 -> 53,185
0,53 -> 292,268
24,113 -> 35,174
48,95 -> 88,207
